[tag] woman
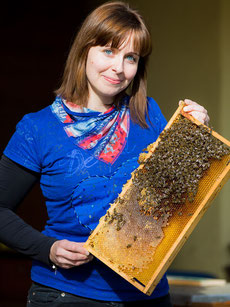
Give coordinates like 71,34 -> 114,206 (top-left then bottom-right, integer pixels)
0,1 -> 209,306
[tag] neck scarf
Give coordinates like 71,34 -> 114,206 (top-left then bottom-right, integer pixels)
51,96 -> 130,164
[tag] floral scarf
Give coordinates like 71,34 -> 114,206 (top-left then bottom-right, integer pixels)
51,96 -> 130,164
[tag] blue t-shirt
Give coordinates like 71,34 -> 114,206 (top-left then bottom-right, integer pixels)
4,96 -> 168,301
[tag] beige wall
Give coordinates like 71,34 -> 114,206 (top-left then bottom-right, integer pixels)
128,0 -> 230,277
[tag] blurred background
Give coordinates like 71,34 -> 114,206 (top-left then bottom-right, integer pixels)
0,0 -> 229,305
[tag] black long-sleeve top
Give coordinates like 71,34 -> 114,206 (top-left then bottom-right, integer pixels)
0,154 -> 57,265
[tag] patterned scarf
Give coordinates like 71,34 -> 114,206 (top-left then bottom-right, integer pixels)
51,96 -> 130,164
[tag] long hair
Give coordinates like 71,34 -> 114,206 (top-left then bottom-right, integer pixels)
55,1 -> 152,128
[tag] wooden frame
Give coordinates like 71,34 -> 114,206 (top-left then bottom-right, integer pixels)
84,102 -> 230,295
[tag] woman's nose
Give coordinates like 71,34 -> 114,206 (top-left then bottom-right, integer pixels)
112,56 -> 124,74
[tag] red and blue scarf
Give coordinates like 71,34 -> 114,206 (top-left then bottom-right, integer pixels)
51,96 -> 130,164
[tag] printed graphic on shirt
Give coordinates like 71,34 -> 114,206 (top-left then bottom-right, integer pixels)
71,156 -> 138,232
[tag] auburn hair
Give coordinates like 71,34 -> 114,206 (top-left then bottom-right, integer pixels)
55,1 -> 152,127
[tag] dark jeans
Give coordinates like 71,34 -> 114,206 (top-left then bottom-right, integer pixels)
27,282 -> 173,306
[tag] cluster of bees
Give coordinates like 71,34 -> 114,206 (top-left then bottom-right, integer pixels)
104,207 -> 126,231
133,115 -> 230,218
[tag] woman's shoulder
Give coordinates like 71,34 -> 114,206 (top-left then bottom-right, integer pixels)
124,94 -> 167,128
146,96 -> 162,114
17,104 -> 55,132
146,96 -> 167,133
4,106 -> 52,173
22,105 -> 52,122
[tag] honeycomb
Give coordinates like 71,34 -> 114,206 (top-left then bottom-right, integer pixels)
84,103 -> 230,295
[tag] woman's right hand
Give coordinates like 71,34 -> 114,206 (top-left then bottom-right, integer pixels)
49,239 -> 94,269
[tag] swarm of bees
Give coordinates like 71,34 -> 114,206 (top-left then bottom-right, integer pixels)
132,115 -> 230,219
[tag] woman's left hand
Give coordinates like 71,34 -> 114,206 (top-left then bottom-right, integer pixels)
179,99 -> 210,125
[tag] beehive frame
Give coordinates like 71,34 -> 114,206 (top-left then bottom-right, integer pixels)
84,102 -> 230,295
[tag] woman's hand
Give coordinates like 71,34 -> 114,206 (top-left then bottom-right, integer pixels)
49,239 -> 94,269
179,99 -> 210,125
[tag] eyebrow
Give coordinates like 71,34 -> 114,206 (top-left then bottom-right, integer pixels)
126,51 -> 140,57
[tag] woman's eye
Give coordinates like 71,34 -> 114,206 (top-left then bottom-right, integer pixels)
104,49 -> 113,55
126,55 -> 136,63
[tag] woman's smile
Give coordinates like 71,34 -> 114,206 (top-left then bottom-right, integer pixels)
102,75 -> 123,85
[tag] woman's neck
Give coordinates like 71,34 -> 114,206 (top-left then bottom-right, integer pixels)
86,89 -> 114,112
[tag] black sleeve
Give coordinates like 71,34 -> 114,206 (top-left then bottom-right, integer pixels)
0,154 -> 58,265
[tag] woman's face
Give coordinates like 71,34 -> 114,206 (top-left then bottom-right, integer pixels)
85,33 -> 139,111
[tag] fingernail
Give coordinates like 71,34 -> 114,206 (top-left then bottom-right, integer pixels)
85,251 -> 90,256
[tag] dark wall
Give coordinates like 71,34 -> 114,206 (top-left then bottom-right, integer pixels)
0,2 -> 104,304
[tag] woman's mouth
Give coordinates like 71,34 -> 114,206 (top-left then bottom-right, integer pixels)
103,76 -> 122,85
